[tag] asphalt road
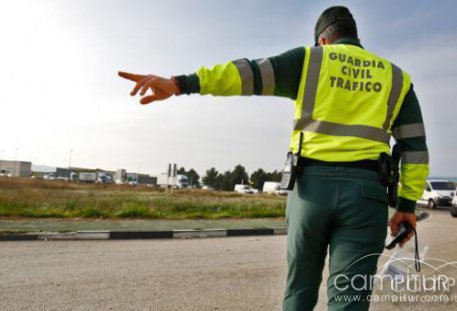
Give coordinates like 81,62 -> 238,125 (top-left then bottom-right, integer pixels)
1,208 -> 456,311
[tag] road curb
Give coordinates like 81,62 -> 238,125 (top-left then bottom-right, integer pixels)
0,213 -> 429,242
0,227 -> 288,241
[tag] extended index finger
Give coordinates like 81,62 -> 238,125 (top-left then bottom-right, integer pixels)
118,71 -> 145,82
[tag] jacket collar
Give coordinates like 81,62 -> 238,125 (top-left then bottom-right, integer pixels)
332,37 -> 363,49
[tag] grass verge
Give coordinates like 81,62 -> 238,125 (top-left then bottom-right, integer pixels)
0,178 -> 286,219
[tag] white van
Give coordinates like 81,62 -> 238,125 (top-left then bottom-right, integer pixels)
234,184 -> 253,194
418,180 -> 456,209
263,181 -> 288,196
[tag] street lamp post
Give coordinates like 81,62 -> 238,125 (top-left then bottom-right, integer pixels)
68,149 -> 73,181
13,147 -> 19,177
0,150 -> 4,176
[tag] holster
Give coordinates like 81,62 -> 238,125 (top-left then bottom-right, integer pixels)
377,145 -> 401,207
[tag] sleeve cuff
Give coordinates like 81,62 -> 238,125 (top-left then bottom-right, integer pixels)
173,74 -> 200,95
396,197 -> 416,213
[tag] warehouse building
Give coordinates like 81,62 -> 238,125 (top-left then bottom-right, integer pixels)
115,169 -> 127,184
0,160 -> 32,177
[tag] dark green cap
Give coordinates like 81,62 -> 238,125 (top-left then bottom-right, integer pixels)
314,6 -> 356,46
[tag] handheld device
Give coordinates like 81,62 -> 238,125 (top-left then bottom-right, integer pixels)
385,222 -> 413,250
385,221 -> 421,272
279,152 -> 297,190
280,132 -> 303,191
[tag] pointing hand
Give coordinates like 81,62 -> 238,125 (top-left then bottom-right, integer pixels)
118,71 -> 178,105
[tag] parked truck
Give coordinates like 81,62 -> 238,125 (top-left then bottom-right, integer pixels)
79,172 -> 97,183
157,174 -> 189,188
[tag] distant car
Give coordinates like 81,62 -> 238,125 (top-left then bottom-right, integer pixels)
417,180 -> 455,209
96,174 -> 113,184
201,185 -> 214,190
234,184 -> 254,194
263,181 -> 288,196
44,173 -> 56,180
451,195 -> 457,217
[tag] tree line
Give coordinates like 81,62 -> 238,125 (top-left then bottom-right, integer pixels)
177,165 -> 282,191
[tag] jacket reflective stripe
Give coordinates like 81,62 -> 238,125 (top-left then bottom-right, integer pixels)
402,151 -> 429,164
295,119 -> 391,143
294,47 -> 406,144
298,47 -> 323,127
383,64 -> 403,130
392,123 -> 426,139
393,123 -> 426,139
255,58 -> 275,95
233,59 -> 254,95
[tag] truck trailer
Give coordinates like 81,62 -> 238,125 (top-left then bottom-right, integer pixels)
79,172 -> 97,183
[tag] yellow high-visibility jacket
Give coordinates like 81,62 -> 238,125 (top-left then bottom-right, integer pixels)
174,38 -> 429,213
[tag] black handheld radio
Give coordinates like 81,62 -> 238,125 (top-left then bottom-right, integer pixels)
385,222 -> 412,250
280,132 -> 303,191
385,221 -> 421,272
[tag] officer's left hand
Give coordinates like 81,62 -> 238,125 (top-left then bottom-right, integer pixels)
389,211 -> 416,248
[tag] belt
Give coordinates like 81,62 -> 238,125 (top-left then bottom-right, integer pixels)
299,157 -> 378,172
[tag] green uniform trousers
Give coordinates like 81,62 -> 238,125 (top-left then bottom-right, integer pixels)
283,165 -> 388,311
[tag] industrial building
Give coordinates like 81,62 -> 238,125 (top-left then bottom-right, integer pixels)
115,169 -> 127,184
0,160 -> 32,177
56,168 -> 71,179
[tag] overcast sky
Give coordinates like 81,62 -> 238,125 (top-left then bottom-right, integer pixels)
1,0 -> 456,177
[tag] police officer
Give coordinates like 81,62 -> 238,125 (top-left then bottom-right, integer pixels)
119,6 -> 429,310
